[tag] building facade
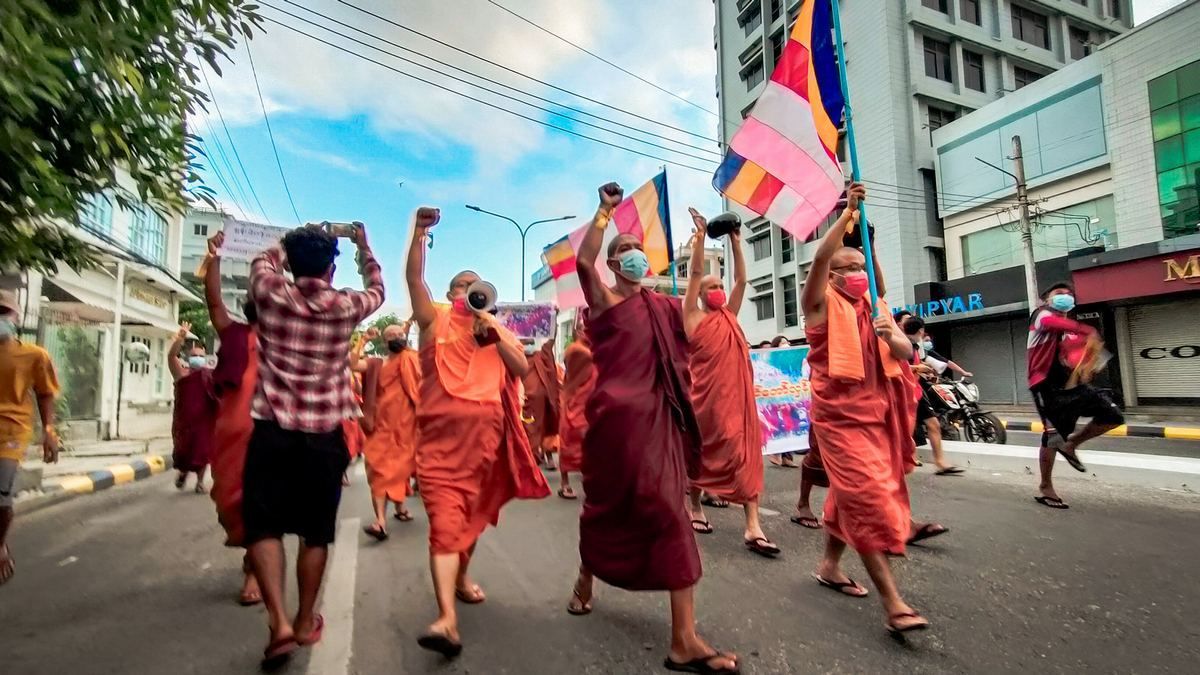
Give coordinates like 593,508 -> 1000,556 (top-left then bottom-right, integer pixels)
180,207 -> 255,320
930,0 -> 1200,407
714,0 -> 1131,343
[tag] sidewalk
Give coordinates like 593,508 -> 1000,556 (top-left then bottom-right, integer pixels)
995,414 -> 1200,440
14,435 -> 174,515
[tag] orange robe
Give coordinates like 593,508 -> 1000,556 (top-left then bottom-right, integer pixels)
417,309 -> 549,555
361,350 -> 421,501
342,371 -> 365,460
805,288 -> 915,555
689,308 -> 764,504
558,340 -> 596,474
521,339 -> 561,452
210,322 -> 256,547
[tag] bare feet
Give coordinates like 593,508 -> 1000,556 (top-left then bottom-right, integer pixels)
454,576 -> 486,604
238,571 -> 262,606
0,545 -> 14,586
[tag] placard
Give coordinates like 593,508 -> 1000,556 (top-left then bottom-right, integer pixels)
219,219 -> 289,261
495,302 -> 555,339
750,345 -> 811,455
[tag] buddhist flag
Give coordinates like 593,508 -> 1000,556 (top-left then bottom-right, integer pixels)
713,0 -> 845,241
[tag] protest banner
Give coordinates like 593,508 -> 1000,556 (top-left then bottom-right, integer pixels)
219,219 -> 289,261
495,302 -> 555,339
750,345 -> 811,455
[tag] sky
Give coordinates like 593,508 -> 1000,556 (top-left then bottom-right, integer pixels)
190,0 -> 1188,319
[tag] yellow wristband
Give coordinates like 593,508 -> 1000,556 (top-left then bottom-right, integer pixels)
593,209 -> 611,230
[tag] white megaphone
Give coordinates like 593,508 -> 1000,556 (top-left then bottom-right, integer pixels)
466,280 -> 498,314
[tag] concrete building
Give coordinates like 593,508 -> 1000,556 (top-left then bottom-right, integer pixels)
713,0 -> 1131,343
180,207 -> 255,320
3,168 -> 200,440
929,0 -> 1200,407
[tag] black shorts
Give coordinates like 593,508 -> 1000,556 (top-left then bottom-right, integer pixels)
916,396 -> 936,425
1031,384 -> 1125,447
243,419 -> 350,547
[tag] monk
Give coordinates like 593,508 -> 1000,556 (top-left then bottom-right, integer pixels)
202,231 -> 263,607
359,321 -> 421,540
557,311 -> 595,499
567,183 -> 738,674
682,208 -> 776,558
802,183 -> 930,635
168,321 -> 216,494
405,206 -> 549,657
520,318 -> 560,468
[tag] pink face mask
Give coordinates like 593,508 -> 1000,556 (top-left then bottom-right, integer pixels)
836,271 -> 869,298
704,289 -> 727,310
451,297 -> 470,316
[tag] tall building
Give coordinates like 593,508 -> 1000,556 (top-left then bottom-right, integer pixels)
713,0 -> 1131,343
180,207 -> 255,320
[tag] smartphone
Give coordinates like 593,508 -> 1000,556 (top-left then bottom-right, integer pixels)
320,221 -> 362,238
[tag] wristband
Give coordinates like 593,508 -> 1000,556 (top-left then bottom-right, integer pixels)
593,209 -> 612,230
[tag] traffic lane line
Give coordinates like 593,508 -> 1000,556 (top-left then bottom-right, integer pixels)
306,517 -> 361,675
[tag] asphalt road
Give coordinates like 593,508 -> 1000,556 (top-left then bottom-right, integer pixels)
2,456 -> 1199,674
1000,429 -> 1200,459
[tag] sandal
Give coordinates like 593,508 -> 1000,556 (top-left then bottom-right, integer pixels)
700,494 -> 729,509
886,611 -> 930,635
566,582 -> 593,616
934,466 -> 965,475
744,537 -> 781,558
261,635 -> 298,669
813,572 -> 869,598
296,614 -> 325,647
558,487 -> 578,500
790,515 -> 821,529
455,584 -> 486,604
907,522 -> 949,545
1034,495 -> 1070,510
691,519 -> 713,534
363,523 -> 389,541
194,483 -> 207,494
175,473 -> 186,490
393,509 -> 414,522
238,588 -> 262,606
664,651 -> 740,674
416,629 -> 463,658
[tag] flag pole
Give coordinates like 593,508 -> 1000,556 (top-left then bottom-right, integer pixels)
829,0 -> 879,316
661,165 -> 679,296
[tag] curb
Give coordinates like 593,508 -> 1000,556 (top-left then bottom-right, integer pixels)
1001,420 -> 1200,441
15,454 -> 175,516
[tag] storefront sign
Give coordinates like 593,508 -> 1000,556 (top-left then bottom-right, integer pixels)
1139,344 -> 1200,359
125,282 -> 168,314
1075,247 -> 1200,303
898,293 -> 985,318
1164,254 -> 1200,283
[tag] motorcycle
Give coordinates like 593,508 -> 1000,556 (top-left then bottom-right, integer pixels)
923,376 -> 1007,444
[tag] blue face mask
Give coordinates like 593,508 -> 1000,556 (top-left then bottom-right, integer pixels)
0,318 -> 14,340
1048,294 -> 1076,313
615,249 -> 650,281
187,355 -> 207,369
921,339 -> 933,352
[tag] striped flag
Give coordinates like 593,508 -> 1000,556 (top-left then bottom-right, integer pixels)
713,0 -> 845,241
541,172 -> 674,309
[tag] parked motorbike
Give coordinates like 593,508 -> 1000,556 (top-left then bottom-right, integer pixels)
924,377 -> 1007,444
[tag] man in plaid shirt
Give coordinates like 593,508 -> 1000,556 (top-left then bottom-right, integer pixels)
243,224 -> 383,667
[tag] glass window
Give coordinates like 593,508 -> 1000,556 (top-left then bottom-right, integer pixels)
771,30 -> 785,65
193,223 -> 208,236
781,275 -> 798,327
1152,104 -> 1181,141
1108,0 -> 1121,19
1185,128 -> 1200,165
742,7 -> 762,36
743,59 -> 765,91
1158,167 -> 1188,204
781,230 -> 794,263
923,36 -> 952,82
130,204 -> 167,265
960,0 -> 980,25
753,294 -> 774,321
1150,60 -> 1200,240
750,233 -> 772,260
770,0 -> 781,21
963,50 -> 985,92
1069,26 -> 1091,60
922,0 -> 948,12
1011,5 -> 1050,49
79,192 -> 113,234
1014,66 -> 1043,89
1148,73 -> 1179,110
928,106 -> 958,130
1181,95 -> 1200,131
1155,137 -> 1185,172
1179,61 -> 1200,99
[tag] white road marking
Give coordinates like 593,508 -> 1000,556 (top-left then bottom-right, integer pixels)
943,441 -> 1200,475
57,556 -> 77,567
759,507 -> 780,517
307,517 -> 360,675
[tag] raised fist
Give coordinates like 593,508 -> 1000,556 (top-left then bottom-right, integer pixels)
598,183 -> 624,210
207,231 -> 225,255
688,207 -> 707,238
416,207 -> 441,229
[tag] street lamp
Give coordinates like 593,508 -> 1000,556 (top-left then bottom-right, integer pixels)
464,206 -> 574,301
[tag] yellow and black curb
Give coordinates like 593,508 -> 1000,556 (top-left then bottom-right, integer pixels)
16,455 -> 174,515
1001,420 -> 1200,441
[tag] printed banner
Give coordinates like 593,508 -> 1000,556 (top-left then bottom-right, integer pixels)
496,302 -> 555,339
750,345 -> 811,455
219,219 -> 289,261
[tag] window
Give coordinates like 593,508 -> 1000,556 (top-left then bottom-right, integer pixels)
1011,5 -> 1050,49
962,195 -> 1116,273
741,6 -> 762,36
742,59 -> 765,91
963,50 -> 985,92
836,132 -> 847,162
1069,26 -> 1091,60
1148,59 -> 1200,239
922,0 -> 948,12
781,275 -> 798,327
780,229 -> 794,263
770,0 -> 781,22
79,192 -> 113,234
771,30 -> 785,65
193,222 -> 208,236
1108,0 -> 1121,19
750,233 -> 772,260
753,294 -> 775,321
130,204 -> 167,264
154,338 -> 165,394
923,36 -> 952,82
928,106 -> 958,131
1014,66 -> 1043,89
960,0 -> 981,25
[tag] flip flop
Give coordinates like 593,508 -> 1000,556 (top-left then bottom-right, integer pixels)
393,509 -> 414,522
664,651 -> 740,674
455,584 -> 486,604
790,515 -> 822,529
813,572 -> 869,597
886,611 -> 930,635
363,523 -> 389,541
907,523 -> 949,545
691,519 -> 713,534
297,614 -> 325,647
417,630 -> 463,658
558,487 -> 578,500
566,584 -> 594,616
744,537 -> 781,558
1058,449 -> 1087,473
1034,495 -> 1070,510
261,636 -> 298,669
238,590 -> 263,607
0,547 -> 15,586
700,495 -> 730,509
935,466 -> 965,475
174,473 -> 186,490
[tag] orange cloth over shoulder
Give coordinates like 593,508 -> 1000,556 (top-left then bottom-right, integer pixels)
688,308 -> 764,503
558,339 -> 596,474
417,308 -> 549,555
209,323 -> 256,547
362,350 -> 421,501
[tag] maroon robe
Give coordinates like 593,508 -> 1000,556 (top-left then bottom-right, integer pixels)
172,368 -> 217,472
580,290 -> 702,591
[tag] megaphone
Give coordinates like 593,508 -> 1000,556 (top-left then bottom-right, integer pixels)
466,280 -> 497,314
706,212 -> 742,239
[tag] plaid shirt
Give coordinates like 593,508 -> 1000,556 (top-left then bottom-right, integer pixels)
249,245 -> 384,433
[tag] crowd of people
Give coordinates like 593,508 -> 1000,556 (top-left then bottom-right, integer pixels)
0,180 -> 1125,673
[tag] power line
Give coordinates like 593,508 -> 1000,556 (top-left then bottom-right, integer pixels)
261,16 -> 718,174
197,116 -> 255,219
194,136 -> 249,220
200,67 -> 276,227
263,3 -> 723,163
331,0 -> 723,145
245,40 -> 303,225
482,0 -> 725,122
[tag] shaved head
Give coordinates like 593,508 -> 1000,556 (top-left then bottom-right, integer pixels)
831,247 -> 866,270
607,234 -> 642,259
447,269 -> 480,301
700,274 -> 722,293
382,324 -> 405,340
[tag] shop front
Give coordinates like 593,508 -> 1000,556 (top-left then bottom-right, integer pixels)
1073,243 -> 1200,407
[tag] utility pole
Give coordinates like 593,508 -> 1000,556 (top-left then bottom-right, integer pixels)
1011,135 -> 1040,311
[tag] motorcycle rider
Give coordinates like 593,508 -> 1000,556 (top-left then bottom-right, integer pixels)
902,317 -> 964,475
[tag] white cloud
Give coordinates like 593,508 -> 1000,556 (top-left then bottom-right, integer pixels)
275,136 -> 367,175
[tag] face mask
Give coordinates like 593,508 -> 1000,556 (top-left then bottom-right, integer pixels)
921,339 -> 933,352
386,339 -> 406,353
704,289 -> 727,310
524,345 -> 537,355
835,271 -> 869,298
451,296 -> 470,316
1048,294 -> 1075,313
0,318 -> 14,340
614,249 -> 650,281
187,356 -> 207,369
